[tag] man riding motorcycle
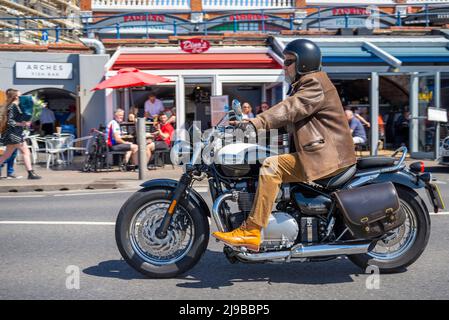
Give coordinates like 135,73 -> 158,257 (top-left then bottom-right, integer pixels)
212,39 -> 357,251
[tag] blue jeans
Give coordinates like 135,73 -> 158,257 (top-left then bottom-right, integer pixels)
0,149 -> 18,176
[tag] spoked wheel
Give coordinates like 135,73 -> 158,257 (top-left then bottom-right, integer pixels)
349,187 -> 431,273
116,189 -> 209,278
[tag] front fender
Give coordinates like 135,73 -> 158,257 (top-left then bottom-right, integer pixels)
140,179 -> 211,218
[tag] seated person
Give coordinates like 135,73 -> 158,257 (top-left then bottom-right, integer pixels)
128,106 -> 139,123
106,108 -> 138,166
345,109 -> 367,145
147,113 -> 174,169
161,105 -> 176,125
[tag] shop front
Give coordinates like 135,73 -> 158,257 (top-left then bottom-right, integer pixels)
102,46 -> 286,132
0,52 -> 80,137
272,36 -> 449,159
0,51 -> 110,138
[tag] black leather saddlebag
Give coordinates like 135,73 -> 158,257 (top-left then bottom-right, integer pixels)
332,182 -> 406,239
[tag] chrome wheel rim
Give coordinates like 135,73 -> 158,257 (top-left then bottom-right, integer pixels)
368,200 -> 418,261
129,200 -> 194,265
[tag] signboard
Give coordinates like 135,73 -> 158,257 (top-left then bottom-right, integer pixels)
92,14 -> 193,36
16,62 -> 73,80
211,95 -> 229,127
404,8 -> 449,26
302,7 -> 395,29
180,39 -> 210,54
41,29 -> 48,41
428,108 -> 448,123
202,14 -> 291,33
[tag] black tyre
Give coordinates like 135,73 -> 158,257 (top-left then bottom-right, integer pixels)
348,186 -> 431,273
115,188 -> 210,278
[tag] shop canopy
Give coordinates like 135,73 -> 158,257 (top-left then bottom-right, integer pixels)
272,36 -> 449,68
106,47 -> 283,71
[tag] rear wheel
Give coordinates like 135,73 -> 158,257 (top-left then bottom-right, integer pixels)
115,188 -> 210,278
348,187 -> 431,273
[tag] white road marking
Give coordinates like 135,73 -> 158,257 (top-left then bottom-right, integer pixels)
53,190 -> 136,197
0,221 -> 115,226
431,211 -> 449,216
0,212 -> 448,226
0,195 -> 46,199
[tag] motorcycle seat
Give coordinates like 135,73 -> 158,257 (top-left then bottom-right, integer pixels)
314,165 -> 357,189
357,157 -> 396,170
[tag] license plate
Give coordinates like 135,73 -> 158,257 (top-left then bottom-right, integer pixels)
427,183 -> 445,213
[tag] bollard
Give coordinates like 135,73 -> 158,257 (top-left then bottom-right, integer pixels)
137,118 -> 146,180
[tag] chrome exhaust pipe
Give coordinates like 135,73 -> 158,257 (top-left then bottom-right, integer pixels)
212,193 -> 234,232
236,241 -> 371,262
291,242 -> 371,258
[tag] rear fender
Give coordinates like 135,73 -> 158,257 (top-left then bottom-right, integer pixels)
370,171 -> 425,190
140,179 -> 211,218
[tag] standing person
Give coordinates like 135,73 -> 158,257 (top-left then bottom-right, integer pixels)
260,101 -> 271,113
241,102 -> 255,119
144,93 -> 164,120
394,109 -> 410,148
345,109 -> 367,145
39,102 -> 56,136
213,39 -> 356,251
0,149 -> 21,179
0,89 -> 41,179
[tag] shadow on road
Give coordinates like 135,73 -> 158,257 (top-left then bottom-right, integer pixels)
83,259 -> 146,280
175,250 -> 364,289
83,249 -> 365,288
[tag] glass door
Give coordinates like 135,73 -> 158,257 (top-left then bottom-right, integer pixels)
371,71 -> 441,159
410,72 -> 441,159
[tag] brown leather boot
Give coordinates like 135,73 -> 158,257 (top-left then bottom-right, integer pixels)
212,222 -> 261,252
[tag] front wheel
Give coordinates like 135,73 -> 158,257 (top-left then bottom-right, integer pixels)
348,186 -> 431,273
115,188 -> 210,278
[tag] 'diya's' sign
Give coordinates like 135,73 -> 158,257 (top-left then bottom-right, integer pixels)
180,39 -> 210,54
16,62 -> 73,79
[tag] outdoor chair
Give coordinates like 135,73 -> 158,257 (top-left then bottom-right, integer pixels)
151,141 -> 175,169
106,146 -> 129,172
24,134 -> 46,164
67,135 -> 94,164
355,142 -> 369,157
45,137 -> 71,169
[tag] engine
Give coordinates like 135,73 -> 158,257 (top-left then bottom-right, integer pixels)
227,190 -> 327,251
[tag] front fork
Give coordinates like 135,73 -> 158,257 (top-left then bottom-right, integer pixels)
156,172 -> 193,238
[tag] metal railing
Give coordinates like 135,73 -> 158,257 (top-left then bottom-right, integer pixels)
201,0 -> 295,11
1,4 -> 449,43
92,0 -> 191,11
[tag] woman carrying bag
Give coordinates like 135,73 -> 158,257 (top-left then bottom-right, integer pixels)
0,89 -> 41,180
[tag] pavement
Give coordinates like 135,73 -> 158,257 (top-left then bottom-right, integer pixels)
0,156 -> 186,193
0,155 -> 447,194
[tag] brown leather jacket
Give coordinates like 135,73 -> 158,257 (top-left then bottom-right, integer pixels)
250,71 -> 356,182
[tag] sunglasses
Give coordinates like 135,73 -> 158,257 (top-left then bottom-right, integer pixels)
283,59 -> 296,67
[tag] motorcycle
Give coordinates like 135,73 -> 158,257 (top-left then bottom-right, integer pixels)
115,100 -> 445,278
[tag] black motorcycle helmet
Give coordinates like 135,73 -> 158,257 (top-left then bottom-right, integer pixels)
283,39 -> 322,75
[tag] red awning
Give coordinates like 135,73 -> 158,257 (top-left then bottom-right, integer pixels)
111,53 -> 282,70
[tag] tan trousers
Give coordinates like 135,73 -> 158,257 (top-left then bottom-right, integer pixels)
246,153 -> 304,228
246,153 -> 345,229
